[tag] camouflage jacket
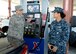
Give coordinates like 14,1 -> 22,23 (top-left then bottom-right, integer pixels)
7,14 -> 25,41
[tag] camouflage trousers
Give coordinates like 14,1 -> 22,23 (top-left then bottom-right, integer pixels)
7,36 -> 24,48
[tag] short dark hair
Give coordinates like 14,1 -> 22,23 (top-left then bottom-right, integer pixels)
57,12 -> 66,18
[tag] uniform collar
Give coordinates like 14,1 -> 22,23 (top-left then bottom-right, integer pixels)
15,14 -> 23,18
55,19 -> 64,23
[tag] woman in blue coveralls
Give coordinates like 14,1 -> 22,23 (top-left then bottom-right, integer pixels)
48,7 -> 70,54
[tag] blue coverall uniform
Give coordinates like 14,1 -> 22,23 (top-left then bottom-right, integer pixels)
48,19 -> 70,54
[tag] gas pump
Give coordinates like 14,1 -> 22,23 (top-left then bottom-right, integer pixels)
23,1 -> 44,54
24,12 -> 42,38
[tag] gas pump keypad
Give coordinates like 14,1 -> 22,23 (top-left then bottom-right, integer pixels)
24,13 -> 41,38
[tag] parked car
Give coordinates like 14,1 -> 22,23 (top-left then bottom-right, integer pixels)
0,17 -> 9,38
69,16 -> 76,47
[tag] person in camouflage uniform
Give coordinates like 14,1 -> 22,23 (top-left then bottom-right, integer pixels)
48,7 -> 70,54
7,5 -> 25,49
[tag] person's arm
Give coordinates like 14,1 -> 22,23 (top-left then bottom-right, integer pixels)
48,22 -> 56,45
60,23 -> 70,44
48,22 -> 58,52
7,16 -> 15,36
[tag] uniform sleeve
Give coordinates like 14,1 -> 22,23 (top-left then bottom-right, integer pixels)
60,23 -> 70,45
48,22 -> 56,45
7,16 -> 15,36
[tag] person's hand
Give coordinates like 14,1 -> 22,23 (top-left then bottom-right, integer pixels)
48,44 -> 58,52
48,44 -> 53,50
27,18 -> 32,23
51,46 -> 58,52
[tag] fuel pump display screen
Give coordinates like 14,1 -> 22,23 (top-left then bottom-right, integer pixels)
27,4 -> 40,13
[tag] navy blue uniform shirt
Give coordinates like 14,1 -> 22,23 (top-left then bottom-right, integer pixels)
48,19 -> 70,54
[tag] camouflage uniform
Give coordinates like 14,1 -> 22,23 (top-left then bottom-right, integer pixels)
7,14 -> 25,47
48,19 -> 70,54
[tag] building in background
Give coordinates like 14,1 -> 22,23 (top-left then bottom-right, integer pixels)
0,0 -> 20,28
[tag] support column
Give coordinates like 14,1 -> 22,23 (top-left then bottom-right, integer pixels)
20,0 -> 27,13
63,0 -> 73,23
63,1 -> 73,54
8,0 -> 11,18
41,0 -> 48,14
41,0 -> 49,54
